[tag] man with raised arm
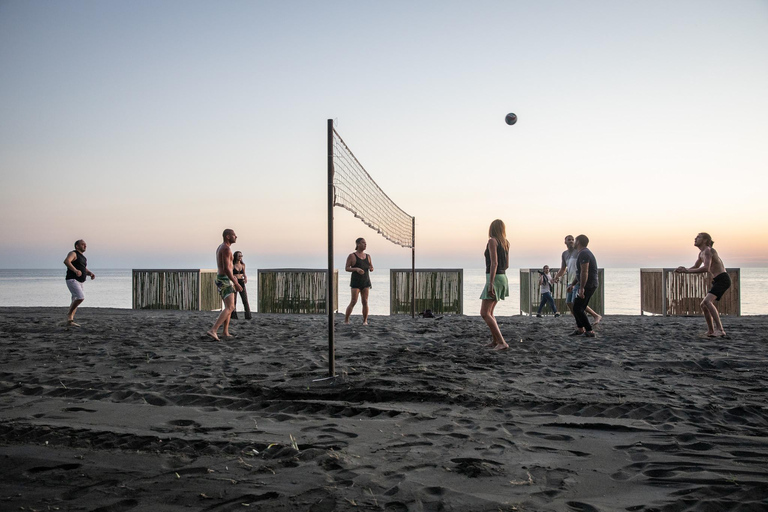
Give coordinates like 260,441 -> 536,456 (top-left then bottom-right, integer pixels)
63,239 -> 96,327
675,232 -> 730,337
553,234 -> 601,325
206,229 -> 243,342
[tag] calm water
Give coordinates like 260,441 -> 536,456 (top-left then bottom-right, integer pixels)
1,268 -> 766,316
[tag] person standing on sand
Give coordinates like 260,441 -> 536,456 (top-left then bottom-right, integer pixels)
63,239 -> 95,327
536,265 -> 560,317
206,229 -> 243,341
569,234 -> 599,338
230,251 -> 252,320
344,238 -> 374,325
554,234 -> 601,325
480,219 -> 510,350
675,232 -> 730,337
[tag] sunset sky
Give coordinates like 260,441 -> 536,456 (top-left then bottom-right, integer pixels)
1,1 -> 766,270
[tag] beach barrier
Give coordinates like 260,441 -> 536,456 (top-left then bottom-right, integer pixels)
390,269 -> 463,315
132,269 -> 220,310
258,269 -> 338,314
520,268 -> 605,316
640,268 -> 740,316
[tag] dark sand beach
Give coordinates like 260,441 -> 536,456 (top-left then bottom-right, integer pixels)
1,307 -> 767,511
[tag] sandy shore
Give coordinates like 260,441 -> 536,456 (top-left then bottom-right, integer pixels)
0,307 -> 767,511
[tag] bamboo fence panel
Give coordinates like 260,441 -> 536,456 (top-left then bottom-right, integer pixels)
132,269 -> 221,310
519,268 -> 604,316
390,269 -> 463,315
258,269 -> 338,314
640,268 -> 740,316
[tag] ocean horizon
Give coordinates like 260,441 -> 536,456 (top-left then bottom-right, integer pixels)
1,268 -> 766,316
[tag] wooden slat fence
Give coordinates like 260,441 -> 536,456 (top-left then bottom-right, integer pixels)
132,269 -> 220,310
390,269 -> 463,315
258,269 -> 338,314
640,268 -> 740,316
520,268 -> 605,316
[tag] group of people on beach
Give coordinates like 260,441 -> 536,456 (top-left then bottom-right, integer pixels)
477,222 -> 604,350
63,225 -> 731,342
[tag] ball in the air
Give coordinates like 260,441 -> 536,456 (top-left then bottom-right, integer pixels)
505,113 -> 517,125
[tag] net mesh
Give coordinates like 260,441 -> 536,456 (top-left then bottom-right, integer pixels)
332,126 -> 414,248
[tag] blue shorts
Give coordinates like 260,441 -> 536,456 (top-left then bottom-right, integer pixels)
566,284 -> 578,304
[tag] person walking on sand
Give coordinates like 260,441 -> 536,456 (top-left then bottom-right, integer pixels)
536,265 -> 560,317
675,232 -> 730,337
63,239 -> 95,327
569,235 -> 599,338
230,251 -> 252,320
480,219 -> 510,350
344,238 -> 374,325
554,234 -> 601,325
206,229 -> 243,341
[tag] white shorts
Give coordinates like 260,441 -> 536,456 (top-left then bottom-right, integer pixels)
66,279 -> 85,301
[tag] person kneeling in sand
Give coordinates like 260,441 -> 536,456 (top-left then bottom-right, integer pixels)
206,229 -> 243,342
675,232 -> 730,337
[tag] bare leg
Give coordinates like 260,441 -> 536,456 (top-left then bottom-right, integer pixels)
360,287 -> 370,325
345,289 -> 360,324
67,298 -> 84,325
701,294 -> 725,336
481,299 -> 507,349
207,294 -> 236,341
587,307 -> 602,324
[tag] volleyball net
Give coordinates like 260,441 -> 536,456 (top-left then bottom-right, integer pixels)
330,125 -> 414,248
325,119 -> 415,377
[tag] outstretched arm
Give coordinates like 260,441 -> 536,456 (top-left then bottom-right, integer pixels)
676,251 -> 707,273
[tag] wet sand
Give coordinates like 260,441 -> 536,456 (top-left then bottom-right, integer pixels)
1,307 -> 767,511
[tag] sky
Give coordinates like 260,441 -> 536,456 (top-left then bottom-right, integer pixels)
1,0 -> 767,270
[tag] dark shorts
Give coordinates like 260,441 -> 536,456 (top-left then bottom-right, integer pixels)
708,272 -> 731,301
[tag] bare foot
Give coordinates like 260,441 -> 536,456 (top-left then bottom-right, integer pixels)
344,320 -> 350,324
363,321 -> 369,326
592,314 -> 602,325
223,333 -> 237,340
205,331 -> 220,342
66,320 -> 80,327
493,342 -> 509,351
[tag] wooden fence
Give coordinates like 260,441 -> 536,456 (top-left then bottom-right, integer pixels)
640,268 -> 740,316
132,269 -> 221,311
520,268 -> 605,316
390,269 -> 463,315
258,269 -> 338,314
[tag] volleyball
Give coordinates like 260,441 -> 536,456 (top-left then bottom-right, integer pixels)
505,113 -> 517,125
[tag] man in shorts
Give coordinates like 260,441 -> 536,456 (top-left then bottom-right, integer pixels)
675,232 -> 730,337
63,239 -> 96,327
206,229 -> 243,342
553,235 -> 601,325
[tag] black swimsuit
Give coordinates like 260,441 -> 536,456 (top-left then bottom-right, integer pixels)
350,254 -> 372,290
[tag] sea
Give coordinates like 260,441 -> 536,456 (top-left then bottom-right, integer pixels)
1,268 -> 766,316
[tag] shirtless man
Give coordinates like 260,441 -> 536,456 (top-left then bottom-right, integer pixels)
553,235 -> 601,325
675,232 -> 730,337
206,229 -> 243,341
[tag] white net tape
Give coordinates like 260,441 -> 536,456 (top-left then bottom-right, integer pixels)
332,127 -> 414,248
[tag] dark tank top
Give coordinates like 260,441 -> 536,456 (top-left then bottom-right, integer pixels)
350,253 -> 372,289
65,251 -> 87,283
484,239 -> 508,275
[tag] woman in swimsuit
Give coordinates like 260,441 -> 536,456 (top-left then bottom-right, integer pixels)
344,237 -> 374,325
480,220 -> 510,350
231,251 -> 252,320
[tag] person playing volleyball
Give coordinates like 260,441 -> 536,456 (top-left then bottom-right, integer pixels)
480,220 -> 510,350
344,237 -> 374,325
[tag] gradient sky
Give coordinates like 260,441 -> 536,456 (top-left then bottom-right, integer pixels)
1,0 -> 766,270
